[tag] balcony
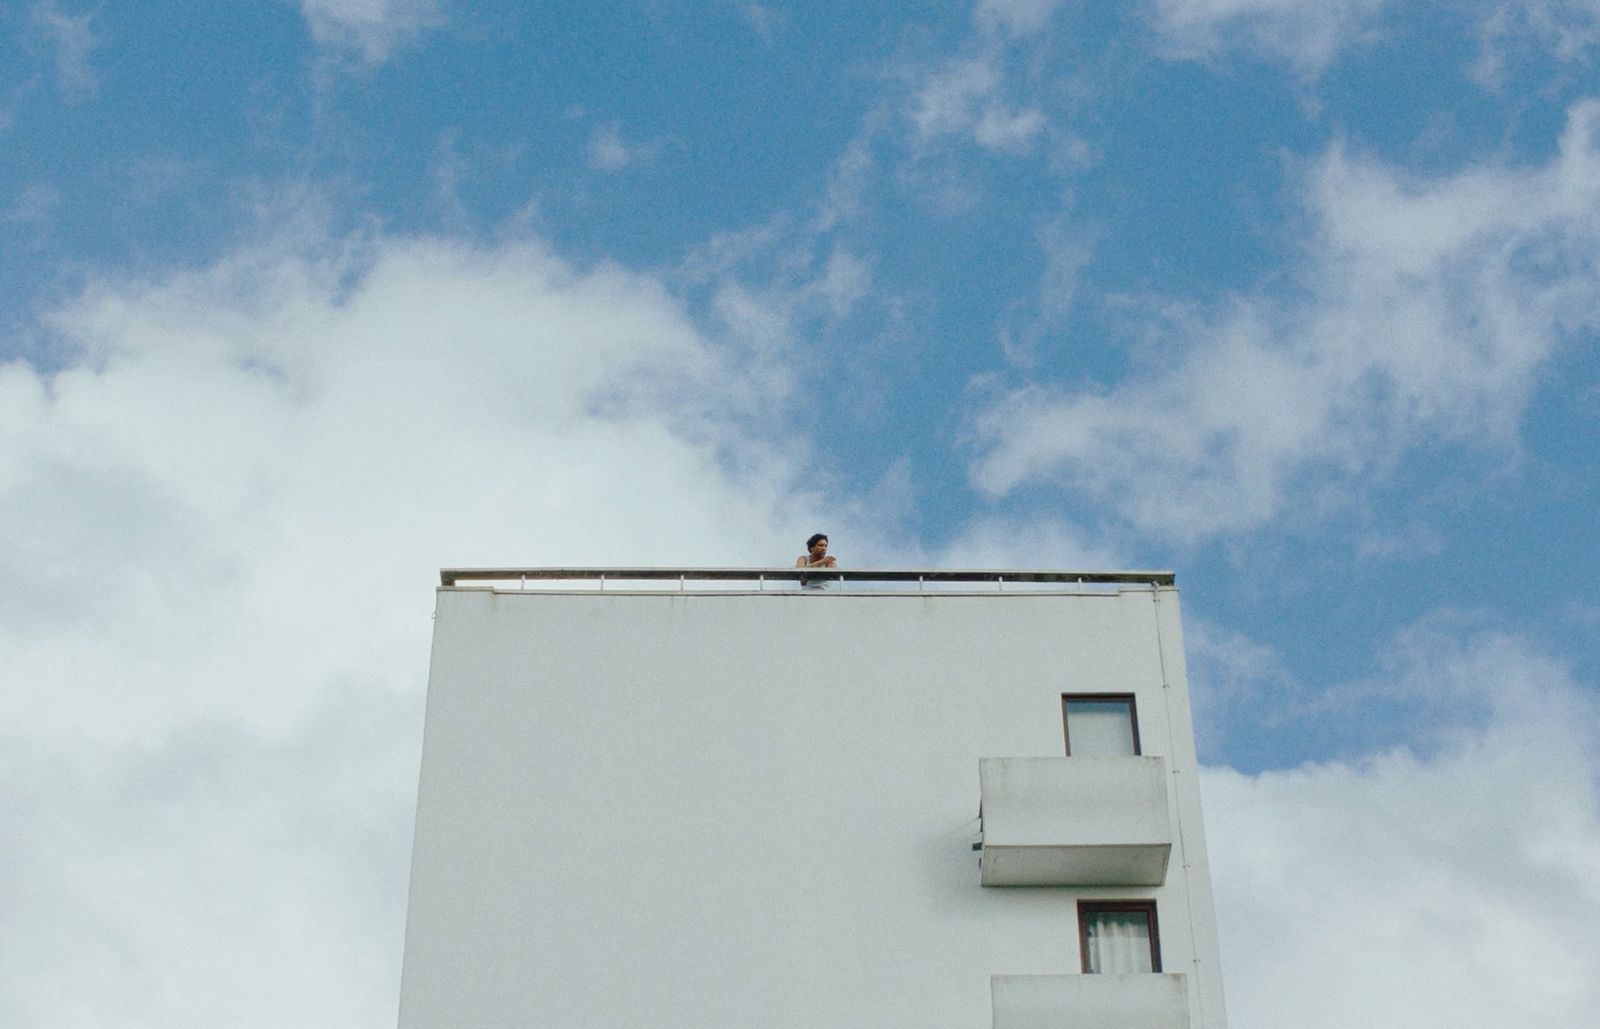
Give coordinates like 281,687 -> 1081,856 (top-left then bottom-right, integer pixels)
991,974 -> 1191,1029
978,757 -> 1172,886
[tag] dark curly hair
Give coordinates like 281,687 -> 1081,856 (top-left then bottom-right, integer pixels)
805,533 -> 828,549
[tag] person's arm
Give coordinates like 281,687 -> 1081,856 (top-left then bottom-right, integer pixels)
796,556 -> 808,568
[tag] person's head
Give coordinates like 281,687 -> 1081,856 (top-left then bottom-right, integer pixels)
806,533 -> 828,556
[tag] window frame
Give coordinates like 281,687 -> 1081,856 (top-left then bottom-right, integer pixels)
1077,899 -> 1162,974
1061,693 -> 1142,756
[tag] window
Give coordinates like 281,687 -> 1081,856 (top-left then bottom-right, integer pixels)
1062,694 -> 1140,756
1078,901 -> 1161,973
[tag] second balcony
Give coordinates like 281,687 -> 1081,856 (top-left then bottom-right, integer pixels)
978,757 -> 1173,886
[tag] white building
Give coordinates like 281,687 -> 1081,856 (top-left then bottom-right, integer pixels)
399,568 -> 1228,1028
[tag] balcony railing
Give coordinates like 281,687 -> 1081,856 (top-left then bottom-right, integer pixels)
440,567 -> 1175,589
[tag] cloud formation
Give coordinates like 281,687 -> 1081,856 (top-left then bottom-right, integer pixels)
1472,1 -> 1600,85
298,0 -> 444,65
585,121 -> 663,174
1149,0 -> 1600,81
909,53 -> 1046,155
975,0 -> 1072,37
0,227 -> 840,1025
0,688 -> 419,1028
2,229 -> 822,740
1146,0 -> 1391,75
1205,621 -> 1600,1028
30,0 -> 100,102
973,99 -> 1600,541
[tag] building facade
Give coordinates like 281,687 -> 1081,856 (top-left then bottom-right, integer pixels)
399,569 -> 1228,1028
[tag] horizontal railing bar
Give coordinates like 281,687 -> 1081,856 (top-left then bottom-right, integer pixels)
440,567 -> 1174,587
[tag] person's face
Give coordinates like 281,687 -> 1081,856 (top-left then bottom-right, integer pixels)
810,538 -> 828,558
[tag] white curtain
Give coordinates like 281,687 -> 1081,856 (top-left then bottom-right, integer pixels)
1084,910 -> 1153,973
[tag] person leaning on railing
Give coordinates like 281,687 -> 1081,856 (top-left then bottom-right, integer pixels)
796,533 -> 836,588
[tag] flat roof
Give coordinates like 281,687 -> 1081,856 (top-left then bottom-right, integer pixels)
439,567 -> 1175,588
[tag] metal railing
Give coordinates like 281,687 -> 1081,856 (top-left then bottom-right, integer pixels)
439,567 -> 1174,589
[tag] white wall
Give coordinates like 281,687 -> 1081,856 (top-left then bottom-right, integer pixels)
399,585 -> 1227,1028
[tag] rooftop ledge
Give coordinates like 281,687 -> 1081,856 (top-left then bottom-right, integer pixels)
439,567 -> 1175,589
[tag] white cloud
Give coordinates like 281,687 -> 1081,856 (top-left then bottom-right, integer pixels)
1151,0 -> 1600,80
678,219 -> 877,354
975,0 -> 1072,37
31,1 -> 100,102
816,246 -> 872,320
973,105 -> 1047,152
889,2 -> 1069,211
585,120 -> 647,173
0,226 -> 855,1025
910,54 -> 1046,154
4,181 -> 61,227
298,0 -> 444,65
911,56 -> 1001,140
1147,0 -> 1391,75
1204,623 -> 1600,1028
0,688 -> 419,1029
1182,615 -> 1305,752
0,77 -> 40,134
972,99 -> 1600,541
996,208 -> 1098,364
740,3 -> 785,44
815,126 -> 879,233
1473,1 -> 1600,86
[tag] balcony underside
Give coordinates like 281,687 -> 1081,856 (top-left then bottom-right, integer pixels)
980,842 -> 1171,887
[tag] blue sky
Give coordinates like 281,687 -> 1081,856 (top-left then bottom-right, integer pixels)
4,1 -> 1600,1026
